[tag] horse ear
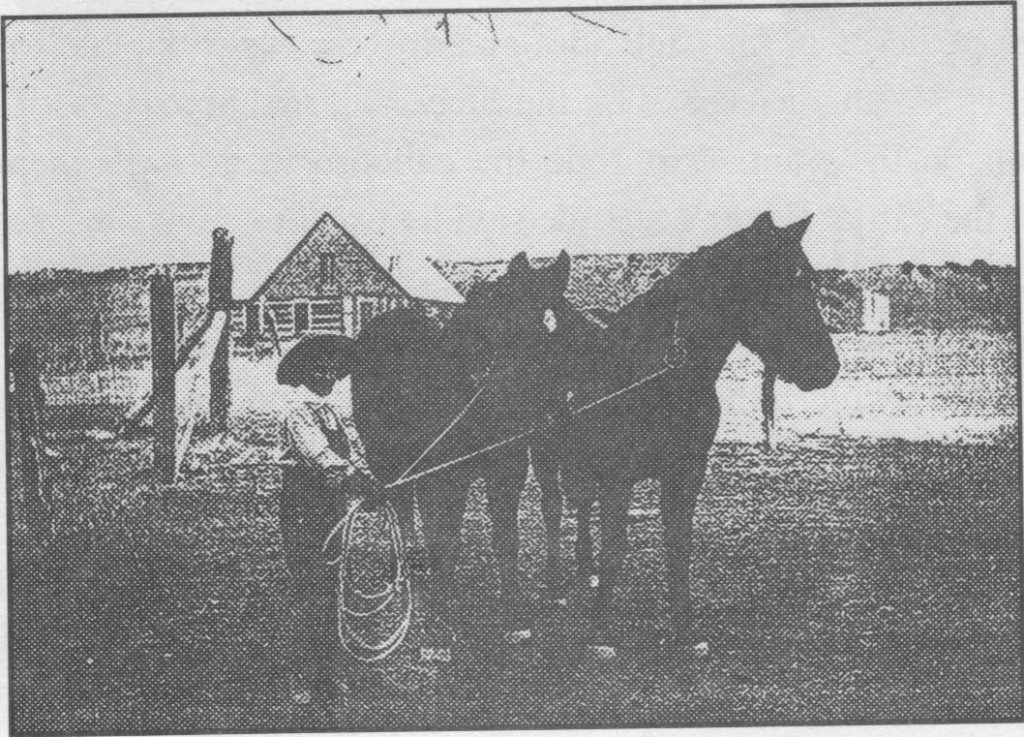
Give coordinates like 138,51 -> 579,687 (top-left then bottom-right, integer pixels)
783,214 -> 814,241
508,251 -> 530,279
752,211 -> 775,230
549,250 -> 571,291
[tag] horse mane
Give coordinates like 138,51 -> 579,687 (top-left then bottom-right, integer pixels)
612,226 -> 749,334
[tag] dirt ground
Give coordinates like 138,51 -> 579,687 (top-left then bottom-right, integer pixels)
7,415 -> 1021,733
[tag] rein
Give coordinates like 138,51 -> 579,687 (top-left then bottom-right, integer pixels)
382,366 -> 675,490
382,313 -> 693,490
322,361 -> 676,661
392,381 -> 488,487
385,350 -> 687,491
383,311 -> 692,489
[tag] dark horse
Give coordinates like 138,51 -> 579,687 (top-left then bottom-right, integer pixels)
530,211 -> 840,654
351,251 -> 578,649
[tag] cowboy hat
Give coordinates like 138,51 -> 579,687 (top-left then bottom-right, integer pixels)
276,334 -> 360,387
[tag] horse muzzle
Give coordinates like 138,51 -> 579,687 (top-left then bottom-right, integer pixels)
786,351 -> 840,391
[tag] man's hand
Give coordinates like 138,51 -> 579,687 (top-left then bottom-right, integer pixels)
324,465 -> 353,491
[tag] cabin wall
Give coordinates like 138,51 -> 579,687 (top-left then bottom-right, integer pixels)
232,293 -> 407,341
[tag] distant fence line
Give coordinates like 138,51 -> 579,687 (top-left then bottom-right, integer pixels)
9,230 -> 235,524
8,265 -> 210,374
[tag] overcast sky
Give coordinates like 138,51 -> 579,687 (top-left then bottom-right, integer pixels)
5,6 -> 1016,279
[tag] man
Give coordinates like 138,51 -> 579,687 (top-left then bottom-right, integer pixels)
275,335 -> 377,705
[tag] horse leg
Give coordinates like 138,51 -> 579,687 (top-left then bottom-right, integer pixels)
565,461 -> 599,595
659,453 -> 710,648
588,479 -> 632,654
415,472 -> 467,651
531,444 -> 564,599
576,497 -> 596,594
486,450 -> 531,642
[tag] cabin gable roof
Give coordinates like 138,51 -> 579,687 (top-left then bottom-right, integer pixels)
247,212 -> 409,302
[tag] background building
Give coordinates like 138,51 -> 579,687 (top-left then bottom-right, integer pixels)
861,288 -> 891,333
232,212 -> 464,341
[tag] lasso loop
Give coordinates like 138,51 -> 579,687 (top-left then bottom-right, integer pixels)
324,498 -> 412,662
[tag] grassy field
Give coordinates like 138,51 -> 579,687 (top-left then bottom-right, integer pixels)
7,416 -> 1021,733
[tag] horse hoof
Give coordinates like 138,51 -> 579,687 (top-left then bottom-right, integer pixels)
585,644 -> 617,660
419,646 -> 452,663
504,628 -> 532,646
589,575 -> 600,589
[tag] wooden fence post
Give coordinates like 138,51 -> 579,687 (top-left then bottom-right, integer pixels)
209,228 -> 233,433
151,271 -> 177,484
10,343 -> 50,529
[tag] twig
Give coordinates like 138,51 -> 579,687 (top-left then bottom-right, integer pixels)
268,18 -> 375,69
267,18 -> 301,50
377,14 -> 387,25
467,13 -> 499,44
436,13 -> 451,46
568,11 -> 628,36
487,13 -> 500,45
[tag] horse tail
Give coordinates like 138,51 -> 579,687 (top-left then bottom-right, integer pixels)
761,367 -> 776,451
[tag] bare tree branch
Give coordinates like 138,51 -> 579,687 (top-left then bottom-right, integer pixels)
267,18 -> 301,50
436,13 -> 451,47
268,18 -> 379,69
568,12 -> 628,37
463,13 -> 499,45
487,14 -> 500,45
265,12 -> 623,68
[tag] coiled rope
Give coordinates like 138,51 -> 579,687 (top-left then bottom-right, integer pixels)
323,498 -> 412,662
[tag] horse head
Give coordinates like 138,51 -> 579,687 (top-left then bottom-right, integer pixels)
451,249 -> 574,366
440,249 -> 579,432
734,212 -> 840,391
485,249 -> 573,340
